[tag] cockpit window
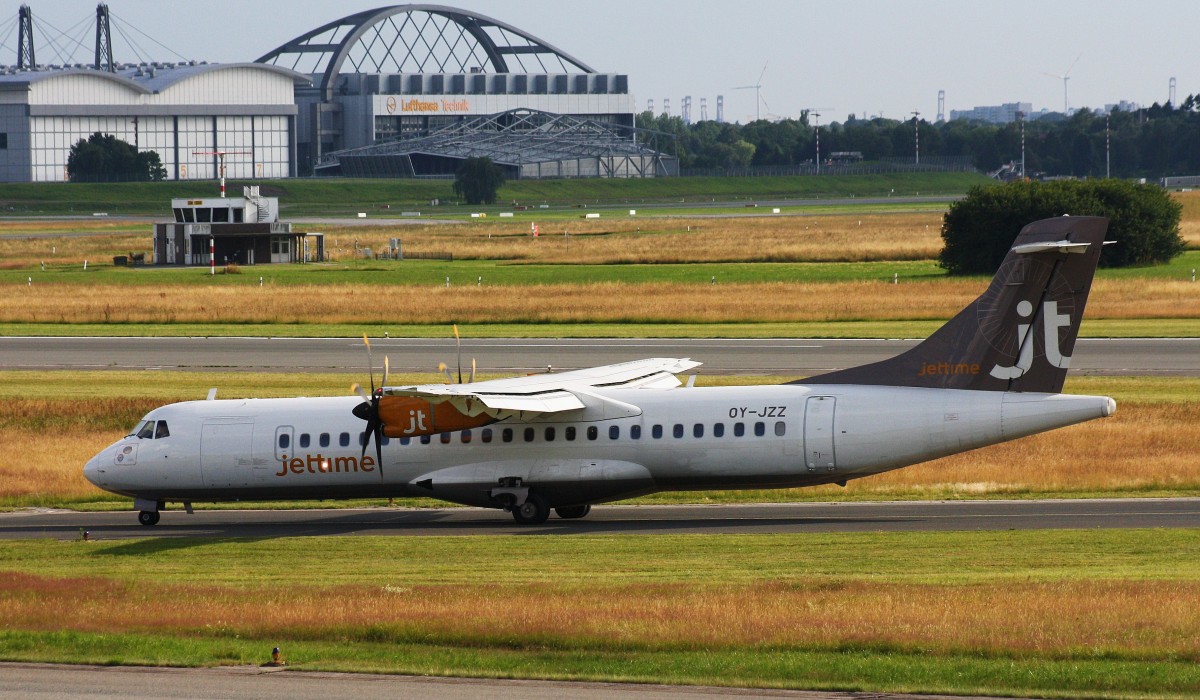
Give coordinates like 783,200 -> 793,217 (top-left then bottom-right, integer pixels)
155,421 -> 170,439
136,421 -> 155,439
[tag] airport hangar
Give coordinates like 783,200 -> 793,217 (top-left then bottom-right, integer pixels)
0,4 -> 672,183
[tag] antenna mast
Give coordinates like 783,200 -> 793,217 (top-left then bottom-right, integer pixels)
95,4 -> 114,72
17,5 -> 35,70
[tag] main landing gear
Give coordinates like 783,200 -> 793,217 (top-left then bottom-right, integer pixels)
137,510 -> 160,526
554,505 -> 591,519
511,492 -> 550,524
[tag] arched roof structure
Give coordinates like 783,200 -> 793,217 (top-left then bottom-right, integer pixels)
257,5 -> 596,101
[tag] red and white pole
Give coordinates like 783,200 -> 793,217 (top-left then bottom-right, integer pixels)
210,237 -> 215,275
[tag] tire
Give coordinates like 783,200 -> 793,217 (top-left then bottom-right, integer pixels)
511,492 -> 550,525
554,505 -> 591,520
137,510 -> 160,526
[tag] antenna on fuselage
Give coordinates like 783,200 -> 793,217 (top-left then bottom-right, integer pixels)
206,388 -> 217,401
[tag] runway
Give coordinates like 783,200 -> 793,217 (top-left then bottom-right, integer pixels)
2,336 -> 1198,376
0,663 -> 1024,700
3,499 -> 1196,540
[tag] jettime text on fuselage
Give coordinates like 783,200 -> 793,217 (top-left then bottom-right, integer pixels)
275,453 -> 376,477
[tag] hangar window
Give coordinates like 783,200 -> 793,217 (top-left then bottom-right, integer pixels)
734,422 -> 745,437
0,133 -> 7,149
154,421 -> 170,439
754,422 -> 766,437
630,425 -> 642,440
775,421 -> 786,437
319,433 -> 330,447
713,423 -> 725,438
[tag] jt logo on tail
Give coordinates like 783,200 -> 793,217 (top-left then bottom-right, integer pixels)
989,299 -> 1073,380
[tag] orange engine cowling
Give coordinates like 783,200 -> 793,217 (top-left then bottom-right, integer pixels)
377,396 -> 495,438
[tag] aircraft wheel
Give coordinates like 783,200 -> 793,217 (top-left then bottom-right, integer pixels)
555,505 -> 591,520
137,510 -> 160,526
512,493 -> 550,525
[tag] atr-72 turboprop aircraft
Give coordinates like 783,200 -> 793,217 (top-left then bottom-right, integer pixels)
86,216 -> 1117,526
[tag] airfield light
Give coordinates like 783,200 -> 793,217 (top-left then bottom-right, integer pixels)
911,111 -> 921,165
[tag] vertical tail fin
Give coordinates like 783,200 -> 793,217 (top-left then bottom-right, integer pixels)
801,216 -> 1109,393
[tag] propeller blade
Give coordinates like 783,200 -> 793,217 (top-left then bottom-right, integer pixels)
382,355 -> 390,388
438,362 -> 453,384
351,383 -> 370,401
453,325 -> 463,383
469,357 -> 476,384
362,334 -> 375,393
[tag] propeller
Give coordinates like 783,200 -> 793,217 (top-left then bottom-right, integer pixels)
439,325 -> 476,384
350,334 -> 388,478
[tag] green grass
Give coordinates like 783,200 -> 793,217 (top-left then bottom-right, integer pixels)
0,173 -> 991,217
1,530 -> 1198,697
2,318 -> 1197,339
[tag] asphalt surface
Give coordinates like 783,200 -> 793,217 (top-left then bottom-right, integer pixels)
3,336 -> 1198,376
4,499 -> 1196,540
0,663 -> 1033,700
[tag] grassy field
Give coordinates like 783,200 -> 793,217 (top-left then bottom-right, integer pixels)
0,172 -> 990,216
0,529 -> 1197,697
2,371 -> 1197,510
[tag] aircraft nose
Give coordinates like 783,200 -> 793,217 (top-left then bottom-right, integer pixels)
83,451 -> 104,486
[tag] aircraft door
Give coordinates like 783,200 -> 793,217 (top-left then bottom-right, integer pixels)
201,419 -> 260,488
804,396 -> 836,471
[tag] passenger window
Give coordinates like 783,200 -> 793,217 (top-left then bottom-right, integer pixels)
278,433 -> 290,449
420,435 -> 431,444
299,433 -> 310,448
400,437 -> 411,446
524,427 -> 535,442
502,428 -> 513,443
734,422 -> 745,437
693,423 -> 704,438
462,430 -> 472,444
775,421 -> 786,436
359,432 -> 368,446
545,427 -> 556,442
631,425 -> 642,440
481,428 -> 493,444
565,426 -> 576,441
319,433 -> 330,447
381,436 -> 390,446
713,423 -> 725,438
155,421 -> 170,439
754,422 -> 766,437
673,424 -> 684,438
652,425 -> 663,439
339,432 -> 350,447
440,432 -> 451,444
137,421 -> 155,439
587,426 -> 598,440
609,425 -> 619,439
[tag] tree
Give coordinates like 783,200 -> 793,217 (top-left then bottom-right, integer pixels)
939,179 -> 1184,275
453,157 -> 506,205
67,132 -> 166,182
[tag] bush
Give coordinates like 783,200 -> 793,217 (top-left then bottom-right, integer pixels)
939,179 -> 1184,275
452,157 -> 505,205
67,132 -> 167,182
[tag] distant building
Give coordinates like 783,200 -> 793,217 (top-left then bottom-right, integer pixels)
153,186 -> 322,266
1104,100 -> 1142,113
949,102 -> 1051,124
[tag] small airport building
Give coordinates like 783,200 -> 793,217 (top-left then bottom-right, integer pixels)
0,62 -> 308,182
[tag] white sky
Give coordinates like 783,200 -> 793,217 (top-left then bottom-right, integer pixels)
7,0 -> 1196,123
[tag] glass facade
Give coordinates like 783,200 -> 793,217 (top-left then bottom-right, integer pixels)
28,114 -> 291,182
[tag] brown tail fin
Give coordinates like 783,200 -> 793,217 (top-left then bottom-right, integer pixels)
799,216 -> 1109,393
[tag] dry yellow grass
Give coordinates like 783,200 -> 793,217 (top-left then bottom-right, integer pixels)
5,277 -> 1198,325
1174,190 -> 1200,247
2,572 -> 1197,656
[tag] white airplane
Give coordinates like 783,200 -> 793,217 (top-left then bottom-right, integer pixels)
85,216 -> 1116,526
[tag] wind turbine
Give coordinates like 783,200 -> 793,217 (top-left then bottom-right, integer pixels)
733,62 -> 768,121
1043,53 -> 1081,114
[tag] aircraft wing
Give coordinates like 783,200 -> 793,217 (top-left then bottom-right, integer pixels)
381,357 -> 701,416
